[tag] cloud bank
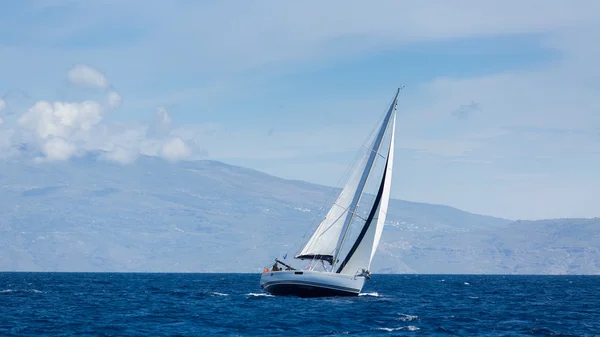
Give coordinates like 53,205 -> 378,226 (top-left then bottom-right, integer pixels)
0,64 -> 193,163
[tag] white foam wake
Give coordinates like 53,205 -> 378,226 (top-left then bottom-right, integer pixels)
376,326 -> 420,332
0,289 -> 42,293
210,292 -> 229,296
398,313 -> 418,322
358,292 -> 380,297
246,292 -> 273,297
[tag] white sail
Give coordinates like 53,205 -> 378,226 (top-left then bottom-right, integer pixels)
295,88 -> 400,267
295,151 -> 369,262
261,88 -> 402,298
337,113 -> 395,275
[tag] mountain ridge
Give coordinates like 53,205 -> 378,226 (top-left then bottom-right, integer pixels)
0,156 -> 598,274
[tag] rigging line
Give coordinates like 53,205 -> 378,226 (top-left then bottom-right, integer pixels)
291,147 -> 363,258
301,89 -> 403,269
332,89 -> 401,271
333,122 -> 388,271
291,101 -> 392,259
336,146 -> 391,274
314,202 -> 369,238
309,197 -> 373,241
361,144 -> 388,161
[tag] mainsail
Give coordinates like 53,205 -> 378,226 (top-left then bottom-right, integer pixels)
336,113 -> 395,275
295,88 -> 400,274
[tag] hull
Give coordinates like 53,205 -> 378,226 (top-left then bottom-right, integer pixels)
260,270 -> 365,297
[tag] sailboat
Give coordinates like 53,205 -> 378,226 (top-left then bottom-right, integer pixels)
259,88 -> 401,297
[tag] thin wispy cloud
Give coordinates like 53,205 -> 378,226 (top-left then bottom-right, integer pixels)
67,64 -> 110,90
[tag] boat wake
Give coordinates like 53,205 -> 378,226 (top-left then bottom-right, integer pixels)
375,325 -> 420,332
210,292 -> 229,296
246,292 -> 273,297
358,292 -> 380,297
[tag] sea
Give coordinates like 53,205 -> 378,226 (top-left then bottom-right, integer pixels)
0,273 -> 598,336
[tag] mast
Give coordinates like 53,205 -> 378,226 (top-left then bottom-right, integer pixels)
331,88 -> 401,272
336,111 -> 396,274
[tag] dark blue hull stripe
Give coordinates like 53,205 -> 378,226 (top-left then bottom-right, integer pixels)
262,279 -> 360,294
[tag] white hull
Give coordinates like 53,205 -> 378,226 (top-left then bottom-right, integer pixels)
260,270 -> 366,297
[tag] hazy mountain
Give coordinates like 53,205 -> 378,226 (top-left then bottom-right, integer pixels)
0,154 -> 598,274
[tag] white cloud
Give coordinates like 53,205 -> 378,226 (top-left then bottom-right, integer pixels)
1,61 -> 197,163
39,137 -> 77,161
160,137 -> 191,162
67,64 -> 109,89
101,146 -> 138,164
18,100 -> 103,140
11,96 -> 196,163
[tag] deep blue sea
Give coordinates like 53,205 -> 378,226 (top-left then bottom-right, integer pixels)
1,273 -> 598,336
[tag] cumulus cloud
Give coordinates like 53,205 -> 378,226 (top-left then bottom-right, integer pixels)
12,97 -> 194,163
67,64 -> 110,89
2,65 -> 194,163
160,137 -> 191,162
16,100 -> 104,161
39,137 -> 78,162
10,64 -> 125,162
18,100 -> 103,141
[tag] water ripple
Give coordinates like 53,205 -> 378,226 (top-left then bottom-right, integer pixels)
0,273 -> 598,336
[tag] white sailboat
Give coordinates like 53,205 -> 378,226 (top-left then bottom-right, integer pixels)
260,88 -> 401,297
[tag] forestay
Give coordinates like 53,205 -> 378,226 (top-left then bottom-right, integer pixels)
295,88 -> 400,272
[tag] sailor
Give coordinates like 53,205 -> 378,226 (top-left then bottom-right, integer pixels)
272,263 -> 279,271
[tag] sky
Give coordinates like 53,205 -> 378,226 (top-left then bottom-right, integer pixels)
0,1 -> 599,220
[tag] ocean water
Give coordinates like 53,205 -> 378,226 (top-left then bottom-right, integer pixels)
0,273 -> 598,336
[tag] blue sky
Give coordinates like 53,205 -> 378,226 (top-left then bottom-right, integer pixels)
1,1 -> 599,220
